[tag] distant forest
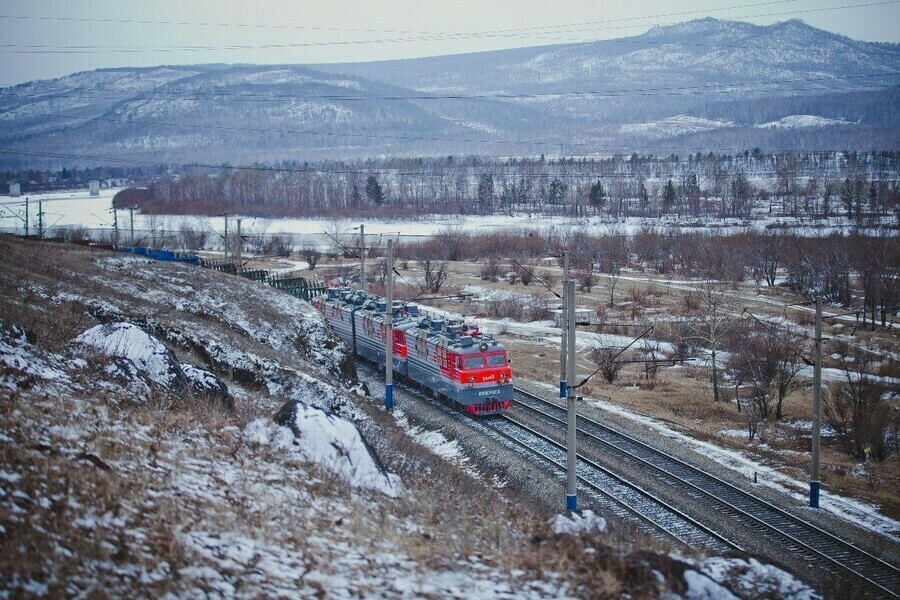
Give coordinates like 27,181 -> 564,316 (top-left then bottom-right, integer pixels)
5,150 -> 899,222
125,151 -> 898,221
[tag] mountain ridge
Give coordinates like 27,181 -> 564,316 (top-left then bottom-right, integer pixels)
1,18 -> 898,167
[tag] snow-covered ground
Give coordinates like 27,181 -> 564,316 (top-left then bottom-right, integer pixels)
525,378 -> 900,542
0,237 -> 827,597
0,187 -> 893,249
757,115 -> 854,129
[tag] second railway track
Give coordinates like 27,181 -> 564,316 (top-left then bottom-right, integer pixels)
512,387 -> 899,598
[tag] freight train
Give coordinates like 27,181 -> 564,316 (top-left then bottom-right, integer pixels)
313,288 -> 513,415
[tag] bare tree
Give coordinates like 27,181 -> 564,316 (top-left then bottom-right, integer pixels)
686,282 -> 732,403
480,258 -> 502,282
597,233 -> 629,307
726,320 -> 805,422
750,232 -> 785,287
421,260 -> 448,293
433,225 -> 469,261
589,342 -> 623,384
299,243 -> 321,269
824,352 -> 894,461
323,219 -> 354,259
178,221 -> 208,252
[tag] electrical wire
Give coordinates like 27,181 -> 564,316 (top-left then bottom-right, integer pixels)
2,1 -> 898,54
0,1 -> 807,36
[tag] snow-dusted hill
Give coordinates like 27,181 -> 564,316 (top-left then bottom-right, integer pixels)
1,18 -> 898,164
331,18 -> 898,96
0,235 -> 825,597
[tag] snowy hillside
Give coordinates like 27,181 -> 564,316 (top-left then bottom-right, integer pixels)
1,18 -> 898,165
0,235 -> 823,597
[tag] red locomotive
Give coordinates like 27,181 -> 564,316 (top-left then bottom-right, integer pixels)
313,288 -> 513,415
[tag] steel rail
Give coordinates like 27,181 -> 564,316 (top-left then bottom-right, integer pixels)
513,387 -> 900,598
492,413 -> 742,553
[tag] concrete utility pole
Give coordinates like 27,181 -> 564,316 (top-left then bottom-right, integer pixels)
385,238 -> 394,411
560,250 -> 570,399
223,214 -> 229,264
24,197 -> 29,237
810,296 -> 823,508
129,206 -> 135,246
566,279 -> 577,511
37,201 -> 43,239
359,223 -> 366,292
112,203 -> 119,249
235,218 -> 242,272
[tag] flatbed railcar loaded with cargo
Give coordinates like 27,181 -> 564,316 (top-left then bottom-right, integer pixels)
313,288 -> 513,415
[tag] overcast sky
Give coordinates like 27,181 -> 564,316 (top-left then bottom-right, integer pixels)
1,0 -> 898,86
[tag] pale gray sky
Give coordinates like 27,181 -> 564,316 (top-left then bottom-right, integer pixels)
1,0 -> 898,86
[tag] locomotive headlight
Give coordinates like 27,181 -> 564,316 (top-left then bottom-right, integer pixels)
479,343 -> 488,351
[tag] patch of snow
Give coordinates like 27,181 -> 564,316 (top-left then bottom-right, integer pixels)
620,115 -> 733,138
249,409 -> 400,497
684,569 -> 740,600
551,510 -> 607,535
73,322 -> 184,388
696,556 -> 820,599
757,115 -> 853,129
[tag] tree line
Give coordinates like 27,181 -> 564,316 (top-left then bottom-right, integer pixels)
118,151 -> 900,220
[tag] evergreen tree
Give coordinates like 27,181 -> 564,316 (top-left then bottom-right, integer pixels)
548,178 -> 567,205
638,181 -> 649,213
840,177 -> 854,219
588,180 -> 606,213
663,179 -> 678,212
477,174 -> 494,214
351,184 -> 361,207
365,175 -> 385,206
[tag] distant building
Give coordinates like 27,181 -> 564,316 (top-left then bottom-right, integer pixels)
9,182 -> 20,197
89,180 -> 100,196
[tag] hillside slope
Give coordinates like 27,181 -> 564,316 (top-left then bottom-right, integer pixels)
0,235 -> 822,597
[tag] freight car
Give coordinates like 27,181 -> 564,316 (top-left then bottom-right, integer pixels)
313,288 -> 513,415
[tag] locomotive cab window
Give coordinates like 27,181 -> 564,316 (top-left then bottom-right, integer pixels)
464,356 -> 485,370
487,353 -> 507,367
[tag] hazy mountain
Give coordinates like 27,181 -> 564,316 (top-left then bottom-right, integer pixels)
1,18 -> 898,167
323,18 -> 899,95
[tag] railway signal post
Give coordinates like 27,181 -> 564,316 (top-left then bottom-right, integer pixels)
385,238 -> 394,411
566,279 -> 578,511
560,250 -> 569,399
810,295 -> 822,508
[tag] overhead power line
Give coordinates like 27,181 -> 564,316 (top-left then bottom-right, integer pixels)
0,1 -> 805,35
1,1 -> 898,54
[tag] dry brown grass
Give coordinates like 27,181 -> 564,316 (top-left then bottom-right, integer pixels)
2,235 -> 711,598
354,257 -> 900,523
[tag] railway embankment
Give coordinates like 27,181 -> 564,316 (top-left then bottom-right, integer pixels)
0,234 -> 824,598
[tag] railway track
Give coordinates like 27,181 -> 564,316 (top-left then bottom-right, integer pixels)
485,412 -> 739,553
513,387 -> 900,599
358,363 -> 736,552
